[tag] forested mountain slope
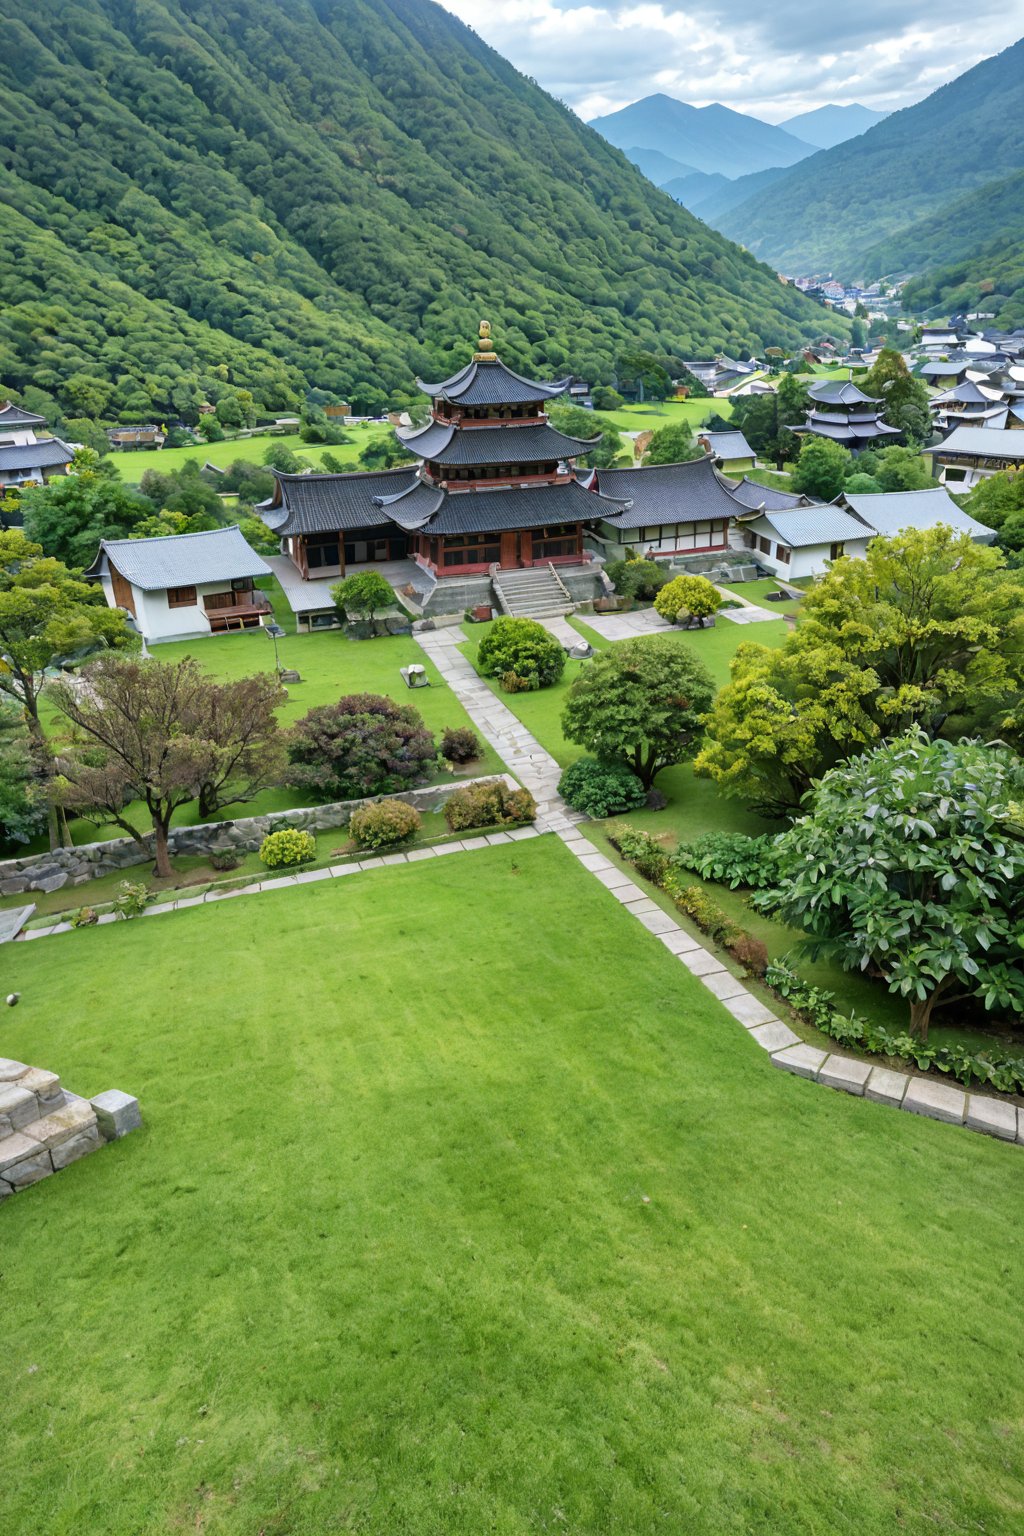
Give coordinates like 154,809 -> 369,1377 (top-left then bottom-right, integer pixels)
901,229 -> 1024,330
718,37 -> 1024,275
0,0 -> 827,421
859,171 -> 1024,283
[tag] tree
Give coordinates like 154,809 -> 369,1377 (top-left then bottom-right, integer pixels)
616,351 -> 671,401
477,616 -> 566,690
791,436 -> 852,500
61,418 -> 112,456
964,468 -> 1024,559
0,703 -> 46,849
696,528 -> 1024,812
263,443 -> 306,474
548,404 -> 624,469
843,472 -> 883,494
643,420 -> 702,466
561,636 -> 715,787
21,453 -> 155,567
357,436 -> 416,470
591,386 -> 624,412
287,695 -> 435,802
331,570 -> 395,620
197,415 -> 225,442
856,444 -> 937,493
861,348 -> 931,443
654,574 -> 722,624
849,318 -> 867,350
764,732 -> 1024,1039
0,530 -> 135,846
50,657 -> 285,877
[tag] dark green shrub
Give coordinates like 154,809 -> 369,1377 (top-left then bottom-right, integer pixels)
349,798 -> 421,849
444,781 -> 537,832
440,726 -> 482,764
605,558 -> 668,601
611,826 -> 670,882
260,828 -> 316,868
675,832 -> 778,890
559,757 -> 646,817
288,694 -> 435,800
478,617 -> 565,689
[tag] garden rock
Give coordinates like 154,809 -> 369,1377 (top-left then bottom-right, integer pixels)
90,1090 -> 142,1140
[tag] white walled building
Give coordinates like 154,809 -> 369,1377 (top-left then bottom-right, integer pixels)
87,526 -> 272,642
739,506 -> 872,579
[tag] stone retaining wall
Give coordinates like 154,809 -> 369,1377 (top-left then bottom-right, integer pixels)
0,775 -> 511,896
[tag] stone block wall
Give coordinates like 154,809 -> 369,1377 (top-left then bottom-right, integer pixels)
0,775 -> 510,896
0,1057 -> 140,1199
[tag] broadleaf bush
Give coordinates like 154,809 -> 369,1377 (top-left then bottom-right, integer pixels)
349,798 -> 421,850
440,726 -> 482,764
558,757 -> 646,817
478,617 -> 566,690
674,831 -> 778,889
443,781 -> 537,831
260,828 -> 316,868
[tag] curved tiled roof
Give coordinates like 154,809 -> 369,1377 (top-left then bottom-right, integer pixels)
935,425 -> 1024,460
0,437 -> 73,472
745,506 -> 869,548
400,478 -> 629,537
841,487 -> 996,542
724,475 -> 812,512
396,419 -> 597,467
416,357 -> 571,406
593,457 -> 746,530
259,468 -> 419,536
700,430 -> 755,460
0,402 -> 47,428
807,379 -> 882,407
86,526 -> 269,590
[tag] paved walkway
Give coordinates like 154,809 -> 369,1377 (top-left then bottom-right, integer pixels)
413,626 -> 581,826
579,601 -> 777,644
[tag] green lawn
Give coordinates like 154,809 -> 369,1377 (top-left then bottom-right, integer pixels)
595,398 -> 732,435
3,839 -> 1023,1535
25,605 -> 500,854
110,425 -> 393,483
721,579 -> 804,617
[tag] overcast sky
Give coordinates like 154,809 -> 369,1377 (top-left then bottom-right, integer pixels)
440,1 -> 1024,122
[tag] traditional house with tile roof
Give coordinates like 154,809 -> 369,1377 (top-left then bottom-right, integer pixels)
930,426 -> 1024,489
0,401 -> 74,489
698,430 -> 756,474
587,457 -> 744,561
86,526 -> 271,642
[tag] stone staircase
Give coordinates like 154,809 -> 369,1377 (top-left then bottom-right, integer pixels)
0,1057 -> 140,1198
492,565 -> 574,619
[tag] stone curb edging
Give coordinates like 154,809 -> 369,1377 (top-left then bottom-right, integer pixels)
555,829 -> 1024,1149
15,825 -> 555,941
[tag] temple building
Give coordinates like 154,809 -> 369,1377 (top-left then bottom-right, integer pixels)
0,401 -> 74,490
793,379 -> 901,453
259,323 -> 633,622
258,323 -> 781,625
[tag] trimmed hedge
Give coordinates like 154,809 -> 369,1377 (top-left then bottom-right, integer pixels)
477,617 -> 566,690
260,828 -> 316,868
444,781 -> 537,832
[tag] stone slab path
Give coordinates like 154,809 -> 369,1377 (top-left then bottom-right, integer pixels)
580,603 -> 777,644
413,626 -> 581,826
0,904 -> 35,944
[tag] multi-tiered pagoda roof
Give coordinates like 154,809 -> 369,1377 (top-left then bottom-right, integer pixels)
794,377 -> 901,449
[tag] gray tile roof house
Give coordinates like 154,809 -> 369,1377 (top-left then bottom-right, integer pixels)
699,430 -> 755,463
744,506 -> 870,549
724,476 -> 813,512
840,487 -> 996,542
86,526 -> 271,588
0,437 -> 74,474
932,425 -> 1024,461
0,401 -> 47,428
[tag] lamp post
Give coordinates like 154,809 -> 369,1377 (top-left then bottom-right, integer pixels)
265,621 -> 286,674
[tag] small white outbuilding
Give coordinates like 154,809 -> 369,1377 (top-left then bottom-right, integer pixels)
87,526 -> 272,643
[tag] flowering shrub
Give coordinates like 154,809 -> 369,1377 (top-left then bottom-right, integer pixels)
112,880 -> 149,920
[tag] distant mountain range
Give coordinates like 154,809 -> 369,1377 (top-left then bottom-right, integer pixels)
716,37 -> 1024,276
776,103 -> 888,149
589,95 -> 815,179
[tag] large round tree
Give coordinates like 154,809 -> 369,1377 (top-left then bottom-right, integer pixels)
764,731 -> 1024,1039
560,636 -> 714,787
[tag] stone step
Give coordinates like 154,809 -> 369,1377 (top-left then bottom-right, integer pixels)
0,1060 -> 65,1139
0,1060 -> 141,1200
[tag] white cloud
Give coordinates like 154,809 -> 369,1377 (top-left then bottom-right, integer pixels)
441,0 -> 1024,120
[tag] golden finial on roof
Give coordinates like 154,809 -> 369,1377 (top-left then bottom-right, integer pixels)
473,319 -> 496,362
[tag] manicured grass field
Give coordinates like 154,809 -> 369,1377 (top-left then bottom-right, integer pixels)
721,579 -> 804,617
596,397 -> 732,435
26,602 -> 500,853
110,425 -> 393,483
3,839 -> 1022,1535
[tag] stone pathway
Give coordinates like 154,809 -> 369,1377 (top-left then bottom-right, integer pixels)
538,615 -> 584,648
413,627 -> 580,825
580,602 -> 778,643
553,831 -> 1024,1146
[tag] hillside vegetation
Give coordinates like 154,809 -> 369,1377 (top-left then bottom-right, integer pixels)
902,230 -> 1024,329
861,169 -> 1024,283
0,0 -> 826,422
718,37 -> 1024,275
